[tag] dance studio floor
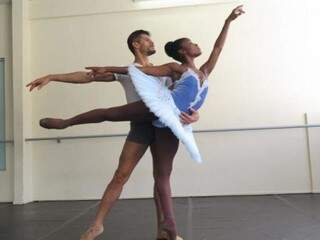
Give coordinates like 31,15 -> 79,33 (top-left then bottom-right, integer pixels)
1,194 -> 320,240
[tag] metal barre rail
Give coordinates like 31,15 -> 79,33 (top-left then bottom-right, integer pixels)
0,140 -> 14,144
24,123 -> 320,142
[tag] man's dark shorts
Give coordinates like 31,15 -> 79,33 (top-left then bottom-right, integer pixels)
126,121 -> 156,145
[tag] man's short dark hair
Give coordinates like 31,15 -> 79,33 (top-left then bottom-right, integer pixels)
127,30 -> 150,54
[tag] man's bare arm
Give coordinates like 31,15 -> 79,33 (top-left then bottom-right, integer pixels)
86,62 -> 186,79
180,108 -> 200,124
26,71 -> 115,91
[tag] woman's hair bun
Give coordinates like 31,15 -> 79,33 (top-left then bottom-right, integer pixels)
164,41 -> 175,58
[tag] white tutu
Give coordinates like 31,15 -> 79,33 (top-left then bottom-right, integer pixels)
128,64 -> 202,163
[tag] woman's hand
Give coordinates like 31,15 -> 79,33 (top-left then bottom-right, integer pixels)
227,5 -> 245,22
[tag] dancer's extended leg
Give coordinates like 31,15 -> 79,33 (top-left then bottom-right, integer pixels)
40,100 -> 154,129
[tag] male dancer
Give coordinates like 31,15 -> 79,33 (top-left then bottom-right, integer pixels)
27,30 -> 199,240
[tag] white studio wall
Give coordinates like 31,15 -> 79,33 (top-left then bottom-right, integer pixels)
4,0 -> 320,202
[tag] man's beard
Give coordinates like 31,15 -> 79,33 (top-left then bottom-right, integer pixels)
146,49 -> 156,56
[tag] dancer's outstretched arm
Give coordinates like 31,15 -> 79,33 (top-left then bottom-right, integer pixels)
138,63 -> 187,77
200,5 -> 244,77
85,66 -> 128,75
86,62 -> 187,79
26,71 -> 115,91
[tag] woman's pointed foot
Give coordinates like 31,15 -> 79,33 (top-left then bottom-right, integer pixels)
39,118 -> 68,129
156,230 -> 183,240
80,225 -> 104,240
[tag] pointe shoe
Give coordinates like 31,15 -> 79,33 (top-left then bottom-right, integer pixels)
156,230 -> 183,240
80,225 -> 104,240
39,118 -> 67,129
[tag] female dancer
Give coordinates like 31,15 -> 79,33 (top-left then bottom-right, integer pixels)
39,5 -> 244,238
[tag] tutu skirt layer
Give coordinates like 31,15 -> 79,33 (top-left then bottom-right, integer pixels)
128,64 -> 202,163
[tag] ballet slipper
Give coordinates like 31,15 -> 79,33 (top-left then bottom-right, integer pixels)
156,230 -> 183,240
39,118 -> 68,129
80,225 -> 104,240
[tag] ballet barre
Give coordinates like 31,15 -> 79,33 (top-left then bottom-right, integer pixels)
24,123 -> 320,143
0,140 -> 14,144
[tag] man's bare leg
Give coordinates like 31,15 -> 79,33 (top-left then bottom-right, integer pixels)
80,140 -> 149,240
